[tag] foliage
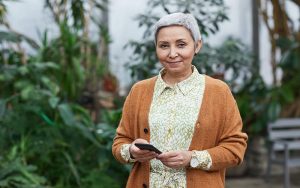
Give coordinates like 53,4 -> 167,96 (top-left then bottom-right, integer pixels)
125,0 -> 267,136
126,0 -> 300,137
193,38 -> 255,89
0,146 -> 47,188
257,0 -> 300,118
0,60 -> 128,187
0,0 -> 127,187
276,36 -> 300,117
126,0 -> 229,81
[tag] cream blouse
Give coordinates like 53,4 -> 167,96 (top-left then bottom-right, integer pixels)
121,67 -> 212,188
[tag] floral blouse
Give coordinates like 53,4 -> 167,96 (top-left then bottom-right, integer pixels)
121,67 -> 212,188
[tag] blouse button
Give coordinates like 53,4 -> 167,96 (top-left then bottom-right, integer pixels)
144,128 -> 148,134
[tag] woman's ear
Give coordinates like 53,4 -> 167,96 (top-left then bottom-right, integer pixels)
195,40 -> 202,54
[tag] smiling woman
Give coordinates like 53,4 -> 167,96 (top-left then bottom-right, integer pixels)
155,25 -> 202,85
112,12 -> 248,188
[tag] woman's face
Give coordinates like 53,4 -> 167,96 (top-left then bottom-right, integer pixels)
156,25 -> 201,77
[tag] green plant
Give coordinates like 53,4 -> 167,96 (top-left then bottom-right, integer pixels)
125,0 -> 229,81
0,145 -> 48,188
257,0 -> 300,118
0,61 -> 128,187
0,0 -> 127,187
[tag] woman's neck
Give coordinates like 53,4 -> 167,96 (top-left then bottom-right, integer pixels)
162,68 -> 193,86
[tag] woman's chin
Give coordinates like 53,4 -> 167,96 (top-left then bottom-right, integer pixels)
165,62 -> 182,71
165,67 -> 182,74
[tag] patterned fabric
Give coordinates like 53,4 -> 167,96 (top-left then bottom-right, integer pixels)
119,67 -> 212,187
120,144 -> 136,163
114,73 -> 248,188
192,150 -> 212,170
148,67 -> 211,188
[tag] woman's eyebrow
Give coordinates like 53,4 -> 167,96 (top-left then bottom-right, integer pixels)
157,39 -> 187,43
157,41 -> 169,44
176,39 -> 187,42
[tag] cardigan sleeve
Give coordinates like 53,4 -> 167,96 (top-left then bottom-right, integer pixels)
207,85 -> 248,171
112,87 -> 135,164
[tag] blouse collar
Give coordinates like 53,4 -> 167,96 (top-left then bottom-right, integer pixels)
155,66 -> 203,96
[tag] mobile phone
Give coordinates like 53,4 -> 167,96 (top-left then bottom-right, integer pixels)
134,143 -> 162,154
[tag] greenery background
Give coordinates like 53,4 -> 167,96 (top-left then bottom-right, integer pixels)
0,0 -> 299,187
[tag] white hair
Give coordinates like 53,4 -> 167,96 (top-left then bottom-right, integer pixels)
153,12 -> 202,44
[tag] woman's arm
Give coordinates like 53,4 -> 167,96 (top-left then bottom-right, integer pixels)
206,85 -> 248,171
112,86 -> 157,164
112,88 -> 135,164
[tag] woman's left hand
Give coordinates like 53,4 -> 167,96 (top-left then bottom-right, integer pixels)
157,151 -> 193,169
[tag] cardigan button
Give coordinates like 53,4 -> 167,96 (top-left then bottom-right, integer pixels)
143,128 -> 148,134
142,183 -> 147,188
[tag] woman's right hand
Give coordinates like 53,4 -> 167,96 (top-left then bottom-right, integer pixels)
129,139 -> 158,162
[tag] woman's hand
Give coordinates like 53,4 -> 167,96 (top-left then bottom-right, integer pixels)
157,151 -> 193,169
129,139 -> 158,162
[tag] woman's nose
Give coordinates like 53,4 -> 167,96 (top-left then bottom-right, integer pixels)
168,47 -> 178,58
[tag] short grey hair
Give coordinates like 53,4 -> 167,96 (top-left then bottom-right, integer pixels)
153,12 -> 201,44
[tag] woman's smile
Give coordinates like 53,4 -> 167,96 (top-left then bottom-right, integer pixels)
155,25 -> 201,82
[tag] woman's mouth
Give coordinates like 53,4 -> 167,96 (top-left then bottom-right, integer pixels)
167,61 -> 181,64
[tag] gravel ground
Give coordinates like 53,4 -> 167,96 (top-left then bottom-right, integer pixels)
226,172 -> 300,188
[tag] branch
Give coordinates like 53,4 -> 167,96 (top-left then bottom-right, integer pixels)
272,0 -> 290,37
290,0 -> 300,6
161,0 -> 170,14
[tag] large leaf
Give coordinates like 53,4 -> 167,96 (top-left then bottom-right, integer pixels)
62,152 -> 81,187
0,99 -> 6,119
58,104 -> 77,126
0,31 -> 21,43
0,31 -> 39,49
58,104 -> 101,147
267,101 -> 281,122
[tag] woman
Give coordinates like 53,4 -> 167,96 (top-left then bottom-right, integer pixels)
112,12 -> 247,188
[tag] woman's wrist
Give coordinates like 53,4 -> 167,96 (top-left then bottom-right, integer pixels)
129,144 -> 135,159
185,151 -> 193,168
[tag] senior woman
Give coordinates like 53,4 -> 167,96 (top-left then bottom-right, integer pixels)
112,12 -> 248,188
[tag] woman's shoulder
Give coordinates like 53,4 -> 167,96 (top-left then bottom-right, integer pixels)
204,75 -> 231,93
131,76 -> 158,91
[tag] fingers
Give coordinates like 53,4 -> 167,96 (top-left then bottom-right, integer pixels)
133,150 -> 158,162
162,161 -> 185,169
157,151 -> 192,169
129,139 -> 158,162
157,151 -> 178,160
137,152 -> 158,162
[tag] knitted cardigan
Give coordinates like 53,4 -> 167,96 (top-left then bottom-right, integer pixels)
112,75 -> 248,188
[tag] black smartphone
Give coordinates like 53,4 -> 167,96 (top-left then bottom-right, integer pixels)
134,143 -> 162,154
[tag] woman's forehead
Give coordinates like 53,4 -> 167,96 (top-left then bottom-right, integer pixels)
156,25 -> 194,41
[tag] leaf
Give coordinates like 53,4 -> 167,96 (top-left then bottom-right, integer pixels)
41,76 -> 60,95
280,86 -> 294,103
39,112 -> 54,126
18,66 -> 29,75
58,104 -> 101,147
0,99 -> 6,119
0,31 -> 21,43
267,101 -> 281,121
62,152 -> 81,186
20,85 -> 34,100
58,104 -> 77,126
32,62 -> 59,71
48,97 -> 59,108
0,31 -> 39,49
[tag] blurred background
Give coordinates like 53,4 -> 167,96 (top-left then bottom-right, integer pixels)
0,0 -> 299,187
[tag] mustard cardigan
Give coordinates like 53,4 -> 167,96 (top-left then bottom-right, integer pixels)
112,75 -> 248,188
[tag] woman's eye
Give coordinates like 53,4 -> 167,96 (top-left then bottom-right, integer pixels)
178,43 -> 186,48
159,44 -> 169,48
